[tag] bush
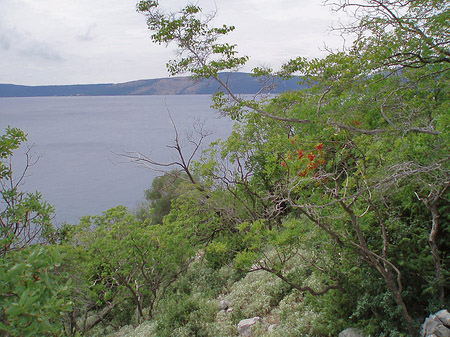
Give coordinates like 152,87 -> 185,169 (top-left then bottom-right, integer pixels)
0,244 -> 71,336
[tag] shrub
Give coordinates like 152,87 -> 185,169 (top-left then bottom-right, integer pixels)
0,244 -> 71,336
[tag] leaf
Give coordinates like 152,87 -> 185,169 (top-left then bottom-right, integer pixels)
5,303 -> 24,316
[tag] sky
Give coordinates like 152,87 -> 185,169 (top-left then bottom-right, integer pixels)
0,0 -> 348,86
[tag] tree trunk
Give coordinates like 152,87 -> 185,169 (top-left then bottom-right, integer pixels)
340,200 -> 416,336
428,201 -> 445,303
382,269 -> 417,337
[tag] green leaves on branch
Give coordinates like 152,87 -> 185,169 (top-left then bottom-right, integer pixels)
0,127 -> 26,179
0,127 -> 66,336
348,0 -> 450,69
0,127 -> 55,254
69,205 -> 195,325
137,1 -> 248,77
0,245 -> 71,336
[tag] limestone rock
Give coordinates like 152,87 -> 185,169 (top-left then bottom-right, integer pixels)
436,310 -> 450,327
422,310 -> 450,337
217,300 -> 230,311
268,324 -> 278,333
237,317 -> 262,337
339,327 -> 365,337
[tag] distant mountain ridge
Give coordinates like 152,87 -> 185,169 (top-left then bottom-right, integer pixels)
0,73 -> 303,97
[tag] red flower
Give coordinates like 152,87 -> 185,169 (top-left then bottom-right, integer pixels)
308,162 -> 317,169
281,161 -> 286,168
308,153 -> 315,161
298,149 -> 304,159
298,169 -> 307,177
352,120 -> 360,126
316,143 -> 323,151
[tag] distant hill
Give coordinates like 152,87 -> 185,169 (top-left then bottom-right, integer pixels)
0,73 -> 303,97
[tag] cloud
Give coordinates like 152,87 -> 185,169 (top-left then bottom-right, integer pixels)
0,35 -> 11,50
77,24 -> 98,42
19,44 -> 63,62
0,25 -> 64,62
0,0 -> 346,85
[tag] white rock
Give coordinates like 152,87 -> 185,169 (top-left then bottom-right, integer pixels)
268,324 -> 278,333
217,300 -> 230,311
237,317 -> 262,337
423,319 -> 441,337
422,310 -> 450,337
339,327 -> 365,337
436,310 -> 450,327
433,326 -> 450,336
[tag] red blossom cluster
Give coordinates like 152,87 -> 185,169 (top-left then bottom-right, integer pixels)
280,141 -> 326,177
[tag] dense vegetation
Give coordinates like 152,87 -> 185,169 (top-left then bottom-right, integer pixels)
1,0 -> 449,336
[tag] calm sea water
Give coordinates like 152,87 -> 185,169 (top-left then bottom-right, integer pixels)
0,95 -> 232,225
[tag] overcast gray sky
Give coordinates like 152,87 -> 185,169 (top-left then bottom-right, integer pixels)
0,0 -> 347,85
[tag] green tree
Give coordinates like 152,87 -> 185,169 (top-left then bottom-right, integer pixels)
136,171 -> 191,225
0,245 -> 71,336
0,126 -> 54,254
65,206 -> 195,333
138,1 -> 450,335
0,127 -> 70,336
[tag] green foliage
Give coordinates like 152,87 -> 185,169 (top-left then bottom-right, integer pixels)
0,126 -> 27,179
136,171 -> 189,225
137,1 -> 248,78
128,261 -> 243,337
15,1 -> 445,336
65,205 -> 195,333
0,245 -> 71,336
0,126 -> 55,253
154,293 -> 216,337
0,127 -> 69,336
135,1 -> 450,335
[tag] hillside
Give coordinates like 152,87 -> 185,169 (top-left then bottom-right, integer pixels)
0,73 -> 302,97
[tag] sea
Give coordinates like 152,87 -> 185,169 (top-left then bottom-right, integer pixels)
0,95 -> 233,225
